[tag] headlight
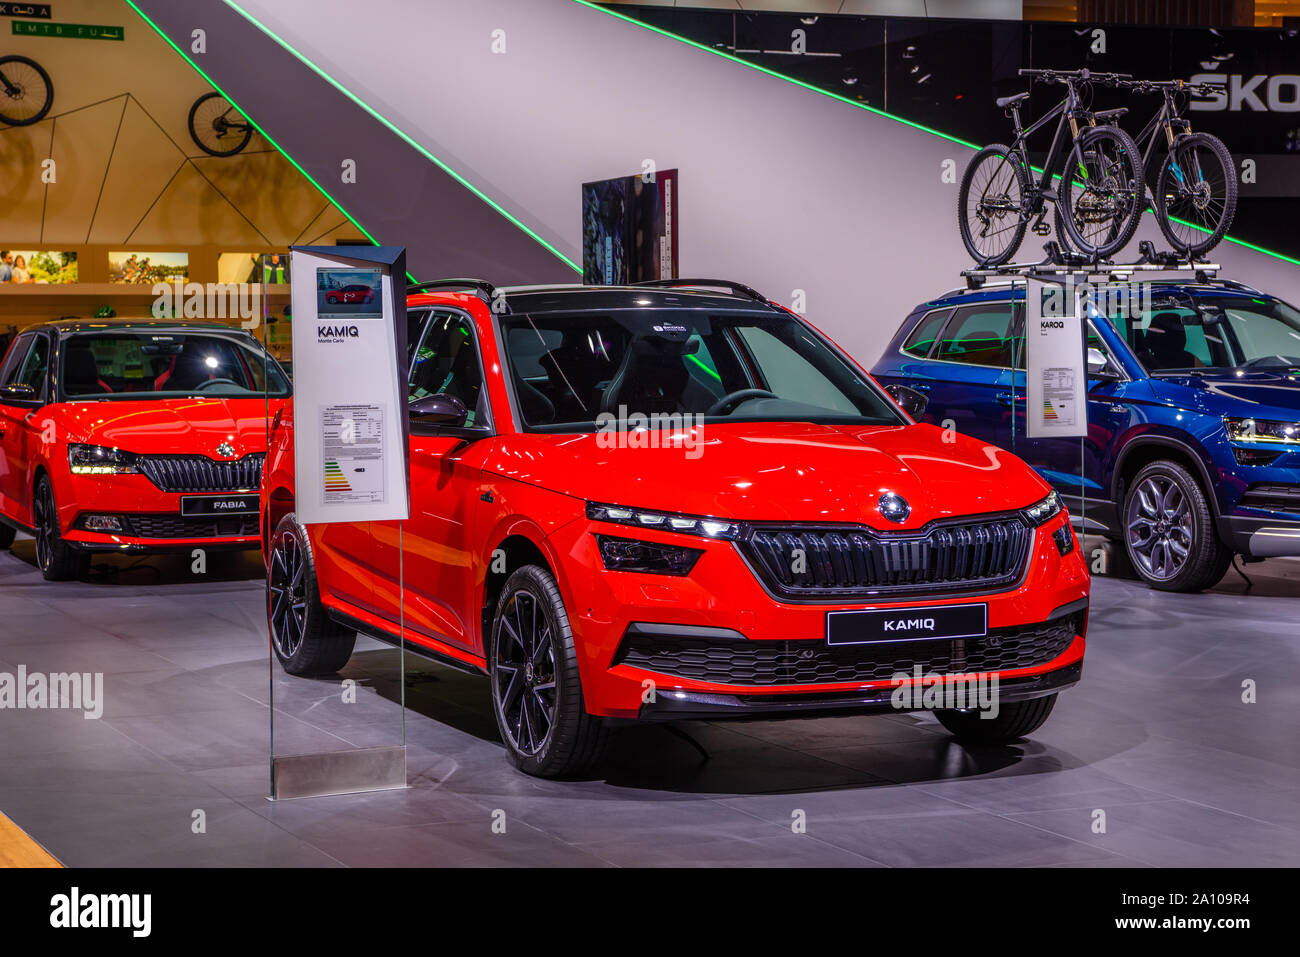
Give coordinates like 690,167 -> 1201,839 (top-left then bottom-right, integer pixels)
68,444 -> 140,474
586,502 -> 744,540
1022,490 -> 1063,526
595,535 -> 703,575
1224,416 -> 1300,445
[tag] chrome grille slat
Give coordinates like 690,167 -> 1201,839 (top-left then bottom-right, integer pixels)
138,453 -> 265,493
740,516 -> 1032,599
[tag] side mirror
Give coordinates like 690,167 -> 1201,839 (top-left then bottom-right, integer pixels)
1087,347 -> 1118,379
409,393 -> 469,427
884,383 -> 929,419
0,383 -> 35,401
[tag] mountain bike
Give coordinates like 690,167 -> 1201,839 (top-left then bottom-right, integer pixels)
0,54 -> 53,126
187,91 -> 254,156
959,68 -> 1144,266
1108,78 -> 1236,257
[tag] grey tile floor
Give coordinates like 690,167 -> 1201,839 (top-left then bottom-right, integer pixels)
1,533 -> 1298,867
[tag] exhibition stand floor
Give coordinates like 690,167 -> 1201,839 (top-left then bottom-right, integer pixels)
1,537 -> 1297,868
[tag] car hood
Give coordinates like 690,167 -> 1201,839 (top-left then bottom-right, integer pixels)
58,397 -> 276,458
485,421 -> 1051,528
1149,370 -> 1300,420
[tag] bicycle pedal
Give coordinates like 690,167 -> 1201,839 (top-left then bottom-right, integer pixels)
1031,222 -> 1051,236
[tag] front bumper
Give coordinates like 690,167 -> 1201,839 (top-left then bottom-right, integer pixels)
636,661 -> 1083,721
547,511 -> 1090,718
1219,484 -> 1300,558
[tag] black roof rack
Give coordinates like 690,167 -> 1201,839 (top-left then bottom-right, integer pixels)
960,241 -> 1221,289
631,278 -> 770,303
407,278 -> 507,312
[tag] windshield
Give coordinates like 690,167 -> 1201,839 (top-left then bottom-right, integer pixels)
502,310 -> 905,430
60,331 -> 291,399
1104,294 -> 1300,373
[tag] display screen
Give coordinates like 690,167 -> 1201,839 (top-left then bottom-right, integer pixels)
581,169 -> 678,285
317,267 -> 383,319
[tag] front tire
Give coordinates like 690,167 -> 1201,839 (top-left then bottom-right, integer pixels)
958,144 -> 1030,266
1122,460 -> 1231,592
1154,132 -> 1236,257
936,693 -> 1058,744
32,476 -> 87,581
1057,125 -> 1144,260
489,565 -> 612,778
268,513 -> 356,675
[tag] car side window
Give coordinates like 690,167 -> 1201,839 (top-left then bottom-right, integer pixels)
14,334 -> 50,400
0,333 -> 35,388
408,310 -> 485,427
405,308 -> 429,371
902,308 -> 950,358
935,303 -> 1016,368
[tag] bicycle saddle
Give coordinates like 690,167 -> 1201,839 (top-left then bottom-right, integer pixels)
996,92 -> 1030,108
1094,107 -> 1129,121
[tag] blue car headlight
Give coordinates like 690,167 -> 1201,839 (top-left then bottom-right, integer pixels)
1224,416 -> 1300,445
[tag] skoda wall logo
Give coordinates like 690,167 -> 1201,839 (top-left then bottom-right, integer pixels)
215,442 -> 237,459
878,492 -> 911,524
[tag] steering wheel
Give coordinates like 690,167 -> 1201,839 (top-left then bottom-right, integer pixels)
707,388 -> 777,416
193,377 -> 240,392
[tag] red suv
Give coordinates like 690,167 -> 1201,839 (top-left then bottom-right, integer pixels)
0,320 -> 289,579
263,280 -> 1089,777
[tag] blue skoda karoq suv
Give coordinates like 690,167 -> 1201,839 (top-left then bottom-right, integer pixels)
871,280 -> 1300,592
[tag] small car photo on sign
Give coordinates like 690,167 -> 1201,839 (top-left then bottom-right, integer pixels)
317,267 -> 382,319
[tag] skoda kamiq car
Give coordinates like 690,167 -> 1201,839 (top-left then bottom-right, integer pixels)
0,320 -> 288,579
263,280 -> 1090,777
871,279 -> 1300,592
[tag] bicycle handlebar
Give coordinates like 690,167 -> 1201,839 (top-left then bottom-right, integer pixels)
1018,67 -> 1132,86
1116,77 -> 1218,96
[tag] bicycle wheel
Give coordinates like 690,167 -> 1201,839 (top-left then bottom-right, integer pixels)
188,91 -> 253,157
1057,125 -> 1144,260
958,144 -> 1030,266
1155,132 -> 1236,257
0,55 -> 53,126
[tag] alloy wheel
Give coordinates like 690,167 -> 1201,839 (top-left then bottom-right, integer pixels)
494,589 -> 557,756
269,531 -> 307,658
33,482 -> 54,573
1126,474 -> 1194,581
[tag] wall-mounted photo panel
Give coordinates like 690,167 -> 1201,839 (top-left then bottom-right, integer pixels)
0,249 -> 77,284
108,251 -> 188,284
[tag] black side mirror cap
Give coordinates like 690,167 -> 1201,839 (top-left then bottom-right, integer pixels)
884,383 -> 929,419
409,393 -> 469,427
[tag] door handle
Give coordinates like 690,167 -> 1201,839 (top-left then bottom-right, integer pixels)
910,383 -> 931,394
995,392 -> 1026,407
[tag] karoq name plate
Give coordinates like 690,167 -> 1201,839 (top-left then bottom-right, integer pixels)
289,247 -> 409,524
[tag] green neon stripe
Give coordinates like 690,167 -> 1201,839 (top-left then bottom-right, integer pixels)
685,351 -> 721,381
124,0 -> 382,250
577,1 -> 1299,268
221,0 -> 580,274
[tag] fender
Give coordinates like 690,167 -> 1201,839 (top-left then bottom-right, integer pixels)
1110,431 -> 1222,519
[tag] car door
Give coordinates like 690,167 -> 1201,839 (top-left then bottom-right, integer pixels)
371,308 -> 492,652
0,332 -> 50,526
918,301 -> 1017,451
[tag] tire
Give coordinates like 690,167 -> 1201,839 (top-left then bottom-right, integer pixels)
32,476 -> 87,581
1057,125 -> 1144,260
936,693 -> 1058,744
326,295 -> 338,304
489,565 -> 612,778
0,55 -> 54,127
0,522 -> 15,549
1154,132 -> 1237,258
267,513 -> 356,675
187,91 -> 253,157
1122,460 -> 1232,592
958,144 -> 1030,266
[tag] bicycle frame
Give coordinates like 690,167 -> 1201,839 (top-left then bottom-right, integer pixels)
1005,83 -> 1093,210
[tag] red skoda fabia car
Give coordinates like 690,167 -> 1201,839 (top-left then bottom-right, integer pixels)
0,320 -> 288,579
263,281 -> 1089,777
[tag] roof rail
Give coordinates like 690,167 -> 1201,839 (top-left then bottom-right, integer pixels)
1210,278 -> 1261,294
407,278 -> 507,311
631,278 -> 769,303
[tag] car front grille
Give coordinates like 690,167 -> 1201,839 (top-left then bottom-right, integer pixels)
738,516 -> 1033,600
121,514 -> 258,539
137,454 -> 265,493
615,614 -> 1080,687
